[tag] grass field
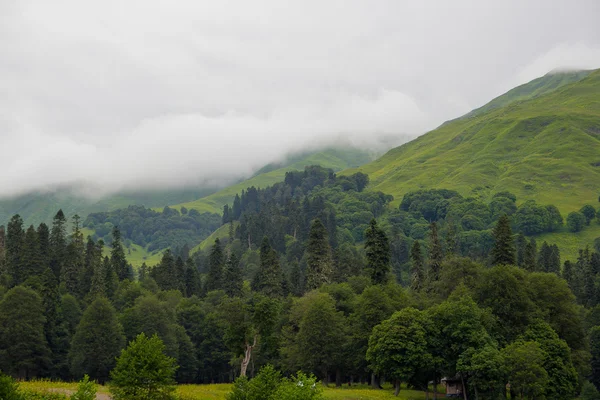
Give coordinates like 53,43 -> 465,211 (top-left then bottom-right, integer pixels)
20,381 -> 434,400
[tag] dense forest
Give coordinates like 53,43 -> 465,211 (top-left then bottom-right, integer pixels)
2,166 -> 600,399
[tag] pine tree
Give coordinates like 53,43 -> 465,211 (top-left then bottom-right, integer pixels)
184,257 -> 201,297
205,238 -> 224,292
69,297 -> 125,383
175,256 -> 186,293
410,240 -> 424,291
6,214 -> 24,285
233,194 -> 242,220
289,260 -> 304,296
255,237 -> 283,297
50,210 -> 67,279
547,244 -> 561,275
523,238 -> 537,271
305,219 -> 333,291
62,242 -> 83,296
445,222 -> 458,255
111,227 -> 131,281
222,253 -> 243,297
428,222 -> 443,283
80,237 -> 96,298
563,260 -> 574,288
491,214 -> 516,266
516,233 -> 527,267
364,219 -> 391,285
36,223 -> 50,270
537,241 -> 551,272
22,225 -> 43,282
222,204 -> 231,225
103,256 -> 118,299
150,249 -> 176,291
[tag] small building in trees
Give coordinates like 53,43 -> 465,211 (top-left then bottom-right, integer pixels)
441,377 -> 464,398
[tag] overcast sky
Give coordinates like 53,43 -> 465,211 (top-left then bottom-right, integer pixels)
1,0 -> 599,198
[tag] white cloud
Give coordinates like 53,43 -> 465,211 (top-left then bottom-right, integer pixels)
0,0 -> 599,198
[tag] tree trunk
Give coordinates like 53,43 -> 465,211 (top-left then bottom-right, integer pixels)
433,371 -> 438,400
394,380 -> 401,396
322,370 -> 329,386
239,335 -> 257,377
461,373 -> 468,400
335,369 -> 342,387
371,373 -> 379,389
426,386 -> 430,400
474,385 -> 479,400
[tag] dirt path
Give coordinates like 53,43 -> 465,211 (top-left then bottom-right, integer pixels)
48,388 -> 112,400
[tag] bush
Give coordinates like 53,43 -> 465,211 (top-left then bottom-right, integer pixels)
70,375 -> 96,400
567,211 -> 586,232
273,372 -> 323,400
581,381 -> 600,400
226,366 -> 322,400
0,371 -> 23,400
580,205 -> 597,225
21,391 -> 68,400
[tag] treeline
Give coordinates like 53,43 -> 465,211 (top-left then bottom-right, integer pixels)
84,205 -> 221,252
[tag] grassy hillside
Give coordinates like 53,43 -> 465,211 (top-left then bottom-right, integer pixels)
344,69 -> 600,260
170,147 -> 375,215
348,69 -> 600,213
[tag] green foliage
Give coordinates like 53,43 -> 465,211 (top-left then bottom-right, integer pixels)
502,341 -> 548,399
273,372 -> 323,400
568,211 -> 587,232
581,205 -> 598,225
305,220 -> 333,291
364,219 -> 391,285
226,366 -> 322,400
69,375 -> 96,400
110,333 -> 178,400
0,371 -> 23,400
491,214 -> 515,265
581,381 -> 600,400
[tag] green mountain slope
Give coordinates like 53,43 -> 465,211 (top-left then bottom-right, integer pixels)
169,147 -> 375,215
347,69 -> 600,260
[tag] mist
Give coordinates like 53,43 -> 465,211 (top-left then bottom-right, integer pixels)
1,0 -> 600,198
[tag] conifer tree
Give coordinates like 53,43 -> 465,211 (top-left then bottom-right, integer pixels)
410,240 -> 424,291
0,225 -> 5,277
305,219 -> 333,291
222,204 -> 231,225
547,244 -> 561,275
36,223 -> 50,270
255,237 -> 283,297
79,237 -> 97,298
111,227 -> 131,281
50,210 -> 67,279
562,260 -> 574,288
69,297 -> 125,383
0,286 -> 51,378
175,256 -> 186,293
523,238 -> 537,271
222,253 -> 243,297
233,194 -> 242,220
39,267 -> 60,364
6,214 -> 24,285
516,233 -> 527,267
491,214 -> 515,266
151,249 -> 176,291
364,219 -> 391,285
205,238 -> 224,292
537,241 -> 552,272
22,225 -> 43,282
62,242 -> 83,296
88,255 -> 106,301
103,256 -> 118,299
289,259 -> 303,296
445,222 -> 458,255
427,221 -> 443,283
184,257 -> 201,297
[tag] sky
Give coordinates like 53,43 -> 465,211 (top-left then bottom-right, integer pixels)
1,0 -> 600,198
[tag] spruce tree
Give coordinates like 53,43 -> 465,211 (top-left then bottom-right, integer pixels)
0,286 -> 51,378
364,219 -> 391,285
305,219 -> 333,291
491,214 -> 515,266
222,204 -> 231,225
111,227 -> 131,281
62,242 -> 82,296
410,240 -> 424,291
562,260 -> 574,288
516,233 -> 527,267
103,256 -> 118,299
255,237 -> 283,297
22,225 -> 43,283
523,238 -> 537,271
233,194 -> 242,220
428,221 -> 443,283
6,214 -> 24,285
445,222 -> 458,256
222,253 -> 243,297
547,244 -> 561,275
205,238 -> 224,292
184,257 -> 201,297
537,241 -> 551,272
0,225 -> 5,277
289,260 -> 304,296
50,210 -> 67,279
36,223 -> 50,270
69,297 -> 125,383
79,237 -> 97,298
151,249 -> 176,291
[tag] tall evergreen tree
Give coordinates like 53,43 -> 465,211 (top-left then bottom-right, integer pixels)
289,259 -> 304,296
0,225 -> 6,277
305,219 -> 333,291
205,238 -> 224,292
36,223 -> 50,270
516,233 -> 527,267
69,297 -> 125,383
222,204 -> 231,225
254,237 -> 283,297
410,240 -> 424,291
445,222 -> 458,256
79,237 -> 97,298
427,222 -> 443,283
233,194 -> 242,220
49,210 -> 67,279
111,227 -> 131,281
547,244 -> 561,275
491,214 -> 515,265
364,219 -> 391,285
222,253 -> 243,297
184,257 -> 201,297
151,250 -> 177,291
0,286 -> 51,378
22,225 -> 43,282
5,214 -> 24,285
523,238 -> 537,271
103,256 -> 118,299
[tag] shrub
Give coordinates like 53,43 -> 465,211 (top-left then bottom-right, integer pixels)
21,391 -> 68,400
226,367 -> 322,400
0,372 -> 23,400
567,211 -> 586,232
70,375 -> 96,400
273,372 -> 323,400
581,381 -> 600,400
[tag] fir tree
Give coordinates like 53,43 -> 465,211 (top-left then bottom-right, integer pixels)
445,222 -> 458,255
516,233 -> 527,267
205,238 -> 224,292
523,238 -> 537,271
547,244 -> 561,275
79,237 -> 97,299
562,260 -> 574,288
6,214 -> 24,285
36,223 -> 50,271
222,204 -> 231,225
0,225 -> 5,277
289,259 -> 304,296
491,214 -> 515,266
184,257 -> 201,297
175,256 -> 186,293
410,240 -> 424,291
305,219 -> 333,291
233,194 -> 242,220
111,227 -> 131,281
22,225 -> 43,282
222,253 -> 243,297
103,256 -> 118,299
255,237 -> 283,297
427,221 -> 443,283
50,210 -> 67,279
364,219 -> 391,285
62,242 -> 83,296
